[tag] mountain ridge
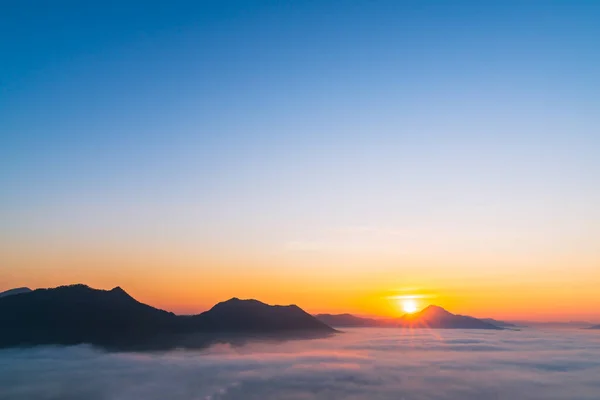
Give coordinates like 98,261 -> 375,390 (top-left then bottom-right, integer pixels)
0,284 -> 335,350
480,318 -> 520,328
396,305 -> 501,329
0,287 -> 32,298
315,313 -> 382,328
316,306 -> 502,330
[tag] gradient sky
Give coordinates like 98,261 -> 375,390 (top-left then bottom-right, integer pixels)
2,1 -> 599,320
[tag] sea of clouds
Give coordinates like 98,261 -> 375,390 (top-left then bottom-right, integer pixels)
1,328 -> 600,400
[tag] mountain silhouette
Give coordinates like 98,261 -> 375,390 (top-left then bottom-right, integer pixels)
480,318 -> 519,328
317,307 -> 502,330
315,313 -> 382,327
396,305 -> 502,329
0,287 -> 32,298
193,298 -> 334,333
0,284 -> 334,350
0,284 -> 177,348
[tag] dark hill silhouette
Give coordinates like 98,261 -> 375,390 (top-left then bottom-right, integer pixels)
0,285 -> 335,350
315,313 -> 382,327
0,284 -> 177,348
193,298 -> 334,333
396,305 -> 502,330
587,324 -> 600,329
480,318 -> 519,328
0,287 -> 32,298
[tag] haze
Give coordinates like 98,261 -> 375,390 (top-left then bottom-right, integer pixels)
3,329 -> 600,399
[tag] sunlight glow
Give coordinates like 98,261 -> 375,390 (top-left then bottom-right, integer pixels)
402,299 -> 418,314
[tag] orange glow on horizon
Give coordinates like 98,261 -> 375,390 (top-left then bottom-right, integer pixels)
401,299 -> 418,314
2,242 -> 600,322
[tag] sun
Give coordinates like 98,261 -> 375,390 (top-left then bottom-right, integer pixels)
402,299 -> 418,314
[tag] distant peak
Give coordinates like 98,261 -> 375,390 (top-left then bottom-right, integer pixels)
109,286 -> 133,298
209,297 -> 278,313
217,297 -> 253,306
223,297 -> 268,304
214,297 -> 255,307
424,305 -> 446,311
0,287 -> 32,298
55,284 -> 92,291
419,305 -> 452,316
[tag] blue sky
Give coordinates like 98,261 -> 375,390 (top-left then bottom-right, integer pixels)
1,1 -> 600,309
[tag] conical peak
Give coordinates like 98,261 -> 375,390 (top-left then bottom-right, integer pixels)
420,305 -> 452,317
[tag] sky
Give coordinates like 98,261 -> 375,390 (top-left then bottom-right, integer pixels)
1,0 -> 599,320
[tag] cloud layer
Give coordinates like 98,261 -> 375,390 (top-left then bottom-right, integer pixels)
1,328 -> 600,399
